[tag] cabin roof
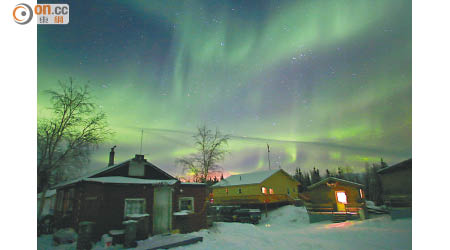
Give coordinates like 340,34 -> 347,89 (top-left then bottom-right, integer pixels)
180,182 -> 207,186
52,156 -> 176,189
307,177 -> 364,190
37,189 -> 56,198
212,169 -> 298,187
83,176 -> 178,185
378,158 -> 412,174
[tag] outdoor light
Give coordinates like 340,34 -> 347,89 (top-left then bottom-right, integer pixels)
261,187 -> 267,194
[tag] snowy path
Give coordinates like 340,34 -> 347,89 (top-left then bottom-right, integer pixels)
38,206 -> 411,250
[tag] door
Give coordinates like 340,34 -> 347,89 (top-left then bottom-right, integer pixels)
335,191 -> 347,212
153,186 -> 172,234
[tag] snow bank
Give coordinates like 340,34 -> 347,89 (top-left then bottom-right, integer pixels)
37,234 -> 76,250
170,205 -> 411,250
259,205 -> 309,226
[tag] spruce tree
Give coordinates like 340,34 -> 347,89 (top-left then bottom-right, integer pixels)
304,172 -> 312,187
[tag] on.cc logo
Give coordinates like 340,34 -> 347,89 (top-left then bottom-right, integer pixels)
13,3 -> 33,25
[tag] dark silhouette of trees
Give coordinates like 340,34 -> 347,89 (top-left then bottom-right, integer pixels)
310,167 -> 321,184
363,158 -> 386,205
37,78 -> 112,218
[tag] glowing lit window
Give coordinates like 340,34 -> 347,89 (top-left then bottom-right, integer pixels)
336,191 -> 347,204
359,189 -> 364,199
269,188 -> 274,194
261,187 -> 267,194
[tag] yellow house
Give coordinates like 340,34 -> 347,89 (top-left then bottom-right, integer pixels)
212,169 -> 300,205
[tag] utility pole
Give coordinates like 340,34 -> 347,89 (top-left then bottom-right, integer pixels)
267,143 -> 271,170
139,129 -> 144,154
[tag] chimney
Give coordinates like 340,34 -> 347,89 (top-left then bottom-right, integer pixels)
108,146 -> 116,166
134,154 -> 145,161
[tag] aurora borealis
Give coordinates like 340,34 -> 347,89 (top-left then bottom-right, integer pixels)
37,0 -> 411,177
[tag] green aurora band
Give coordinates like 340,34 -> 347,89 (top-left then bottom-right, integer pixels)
38,0 -> 411,177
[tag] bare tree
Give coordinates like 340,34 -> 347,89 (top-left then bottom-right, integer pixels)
176,125 -> 230,182
37,78 -> 112,218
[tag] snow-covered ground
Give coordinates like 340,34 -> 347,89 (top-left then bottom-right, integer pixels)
38,205 -> 411,250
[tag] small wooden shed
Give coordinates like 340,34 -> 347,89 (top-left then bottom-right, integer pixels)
37,189 -> 56,217
378,158 -> 412,207
303,177 -> 367,223
378,158 -> 412,219
52,154 -> 208,239
211,169 -> 300,206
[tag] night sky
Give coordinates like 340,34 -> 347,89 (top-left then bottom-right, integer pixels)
37,0 -> 412,178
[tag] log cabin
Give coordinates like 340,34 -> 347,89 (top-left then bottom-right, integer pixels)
378,158 -> 412,219
52,150 -> 208,239
303,177 -> 367,223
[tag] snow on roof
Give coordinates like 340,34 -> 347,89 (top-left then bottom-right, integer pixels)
307,177 -> 364,190
378,158 -> 412,174
52,156 -> 176,189
84,176 -> 177,185
180,182 -> 207,185
52,159 -> 131,189
173,210 -> 191,216
126,213 -> 149,218
37,189 -> 56,198
212,169 -> 280,187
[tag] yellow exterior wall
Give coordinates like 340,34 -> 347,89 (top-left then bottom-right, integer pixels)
305,183 -> 365,213
261,170 -> 299,198
212,170 -> 300,205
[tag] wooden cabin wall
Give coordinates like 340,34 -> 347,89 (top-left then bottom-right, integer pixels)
100,184 -> 155,235
212,184 -> 262,204
261,171 -> 299,197
380,168 -> 412,196
173,184 -> 208,233
212,171 -> 300,205
56,182 -> 209,238
306,184 -> 364,212
77,182 -> 104,228
54,185 -> 81,230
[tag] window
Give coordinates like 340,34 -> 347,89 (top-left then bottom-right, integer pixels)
56,190 -> 64,212
269,188 -> 274,194
63,188 -> 75,216
124,198 -> 146,217
179,197 -> 194,212
261,187 -> 267,194
287,188 -> 290,194
336,191 -> 347,204
360,189 -> 364,199
238,188 -> 242,194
